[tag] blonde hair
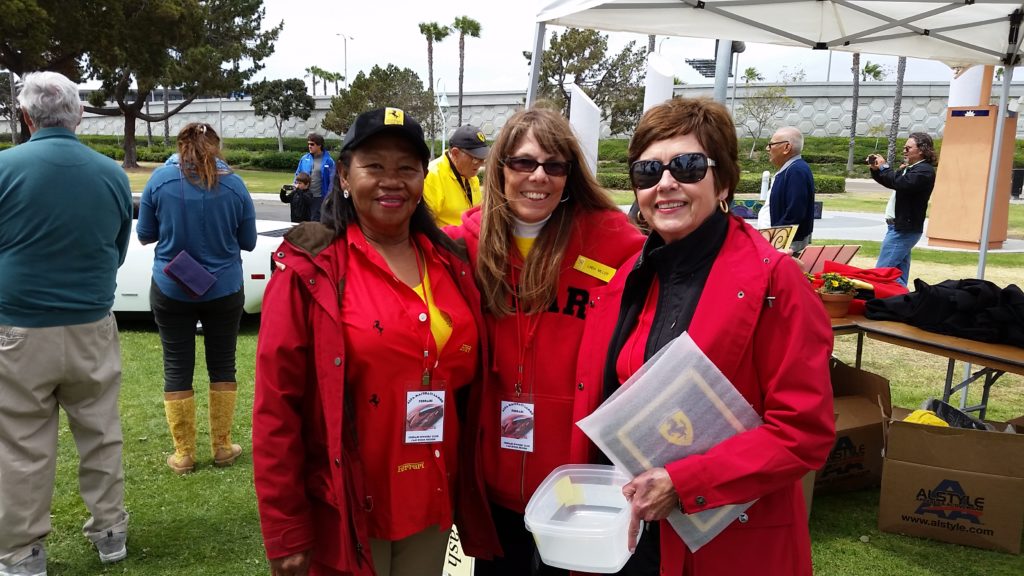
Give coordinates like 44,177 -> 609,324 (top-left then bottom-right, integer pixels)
477,107 -> 617,316
177,123 -> 226,189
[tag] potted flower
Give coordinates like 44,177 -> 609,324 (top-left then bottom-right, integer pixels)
816,272 -> 857,318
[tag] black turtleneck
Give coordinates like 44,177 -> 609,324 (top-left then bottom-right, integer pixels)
602,209 -> 730,401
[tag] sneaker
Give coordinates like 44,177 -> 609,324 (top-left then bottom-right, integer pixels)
0,545 -> 46,576
95,530 -> 127,564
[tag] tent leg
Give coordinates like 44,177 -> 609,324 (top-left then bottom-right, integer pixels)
978,65 -> 1013,279
526,23 -> 547,108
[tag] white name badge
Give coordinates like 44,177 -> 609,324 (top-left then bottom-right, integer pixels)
405,390 -> 445,444
499,400 -> 535,452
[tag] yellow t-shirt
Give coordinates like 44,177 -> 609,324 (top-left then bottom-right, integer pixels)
423,154 -> 481,227
412,265 -> 453,354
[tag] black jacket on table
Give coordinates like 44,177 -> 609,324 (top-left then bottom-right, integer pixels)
871,160 -> 936,233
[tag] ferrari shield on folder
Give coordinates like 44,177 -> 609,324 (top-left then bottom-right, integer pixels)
577,333 -> 762,552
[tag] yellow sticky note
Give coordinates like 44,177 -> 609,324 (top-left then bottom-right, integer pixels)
554,476 -> 585,507
573,255 -> 616,283
384,108 -> 404,125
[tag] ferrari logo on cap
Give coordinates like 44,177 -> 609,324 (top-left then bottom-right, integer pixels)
476,131 -> 485,142
384,108 -> 404,125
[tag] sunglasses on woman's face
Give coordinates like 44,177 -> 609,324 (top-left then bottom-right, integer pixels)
502,157 -> 572,177
629,152 -> 717,189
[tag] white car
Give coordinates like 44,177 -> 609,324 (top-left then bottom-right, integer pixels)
113,219 -> 294,314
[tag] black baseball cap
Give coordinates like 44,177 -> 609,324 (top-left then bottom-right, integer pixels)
342,107 -> 431,166
448,125 -> 490,160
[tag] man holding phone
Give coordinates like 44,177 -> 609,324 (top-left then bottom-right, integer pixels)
867,133 -> 937,286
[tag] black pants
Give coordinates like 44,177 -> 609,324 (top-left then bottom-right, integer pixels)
150,281 -> 244,392
310,195 -> 325,223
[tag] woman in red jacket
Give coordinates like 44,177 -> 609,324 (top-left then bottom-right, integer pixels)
590,98 -> 835,575
449,108 -> 645,575
253,108 -> 494,576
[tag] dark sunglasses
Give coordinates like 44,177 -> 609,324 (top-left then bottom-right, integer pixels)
502,157 -> 572,177
629,153 -> 717,189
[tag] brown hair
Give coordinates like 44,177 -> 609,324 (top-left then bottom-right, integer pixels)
477,107 -> 617,316
295,171 -> 311,185
177,123 -> 226,189
627,97 -> 740,205
307,133 -> 325,148
908,132 -> 938,164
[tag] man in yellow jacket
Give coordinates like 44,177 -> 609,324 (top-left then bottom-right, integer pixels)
423,124 -> 489,226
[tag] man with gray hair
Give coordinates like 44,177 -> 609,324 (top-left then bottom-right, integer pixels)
763,126 -> 816,253
0,71 -> 132,575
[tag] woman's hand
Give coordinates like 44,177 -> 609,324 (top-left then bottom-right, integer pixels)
270,551 -> 311,576
622,467 -> 678,552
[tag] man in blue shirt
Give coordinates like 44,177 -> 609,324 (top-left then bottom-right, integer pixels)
294,132 -> 336,222
765,126 -> 816,253
0,72 -> 132,575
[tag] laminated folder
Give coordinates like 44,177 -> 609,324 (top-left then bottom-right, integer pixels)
797,244 -> 860,274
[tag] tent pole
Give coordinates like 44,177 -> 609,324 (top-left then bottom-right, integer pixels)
526,23 -> 547,108
713,40 -> 732,104
977,65 -> 1013,279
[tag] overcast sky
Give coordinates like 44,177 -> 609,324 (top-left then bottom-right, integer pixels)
257,0 -> 957,95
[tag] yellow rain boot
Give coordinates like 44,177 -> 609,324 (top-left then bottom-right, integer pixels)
164,390 -> 196,474
209,382 -> 243,467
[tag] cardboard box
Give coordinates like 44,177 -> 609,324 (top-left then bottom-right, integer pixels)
879,418 -> 1024,554
814,360 -> 891,494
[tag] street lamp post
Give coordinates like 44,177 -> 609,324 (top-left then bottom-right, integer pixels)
336,33 -> 354,88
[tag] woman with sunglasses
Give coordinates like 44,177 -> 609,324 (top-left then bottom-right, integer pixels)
447,107 -> 644,575
588,98 -> 835,576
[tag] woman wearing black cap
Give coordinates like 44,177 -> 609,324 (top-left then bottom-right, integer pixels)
252,108 -> 496,576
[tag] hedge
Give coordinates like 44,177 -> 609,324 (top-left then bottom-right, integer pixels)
246,151 -> 300,171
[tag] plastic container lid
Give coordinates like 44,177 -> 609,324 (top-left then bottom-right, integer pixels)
524,464 -> 636,573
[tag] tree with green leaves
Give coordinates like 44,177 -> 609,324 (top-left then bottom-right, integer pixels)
847,53 -> 861,174
452,16 -> 481,125
419,21 -> 451,156
861,60 -> 887,82
736,85 -> 794,158
248,78 -> 315,152
742,67 -> 764,85
525,28 -> 647,136
322,64 -> 432,136
80,0 -> 280,167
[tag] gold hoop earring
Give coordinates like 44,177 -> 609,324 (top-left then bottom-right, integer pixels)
719,199 -> 729,214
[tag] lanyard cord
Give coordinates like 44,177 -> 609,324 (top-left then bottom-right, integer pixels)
510,265 -> 540,397
412,239 -> 437,387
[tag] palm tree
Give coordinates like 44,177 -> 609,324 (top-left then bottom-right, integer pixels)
861,60 -> 886,82
420,22 -> 451,156
847,52 -> 861,175
452,16 -> 481,125
305,66 -> 318,96
887,57 -> 907,165
742,67 -> 764,85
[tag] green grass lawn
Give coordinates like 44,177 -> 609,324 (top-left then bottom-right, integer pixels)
40,289 -> 1024,575
126,163 -> 293,194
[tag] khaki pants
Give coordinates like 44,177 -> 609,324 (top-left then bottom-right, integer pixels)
0,314 -> 128,564
370,526 -> 450,576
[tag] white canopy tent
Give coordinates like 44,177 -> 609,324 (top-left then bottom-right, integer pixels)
528,0 -> 1024,278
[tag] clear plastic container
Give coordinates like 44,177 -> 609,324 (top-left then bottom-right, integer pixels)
524,464 -> 636,573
